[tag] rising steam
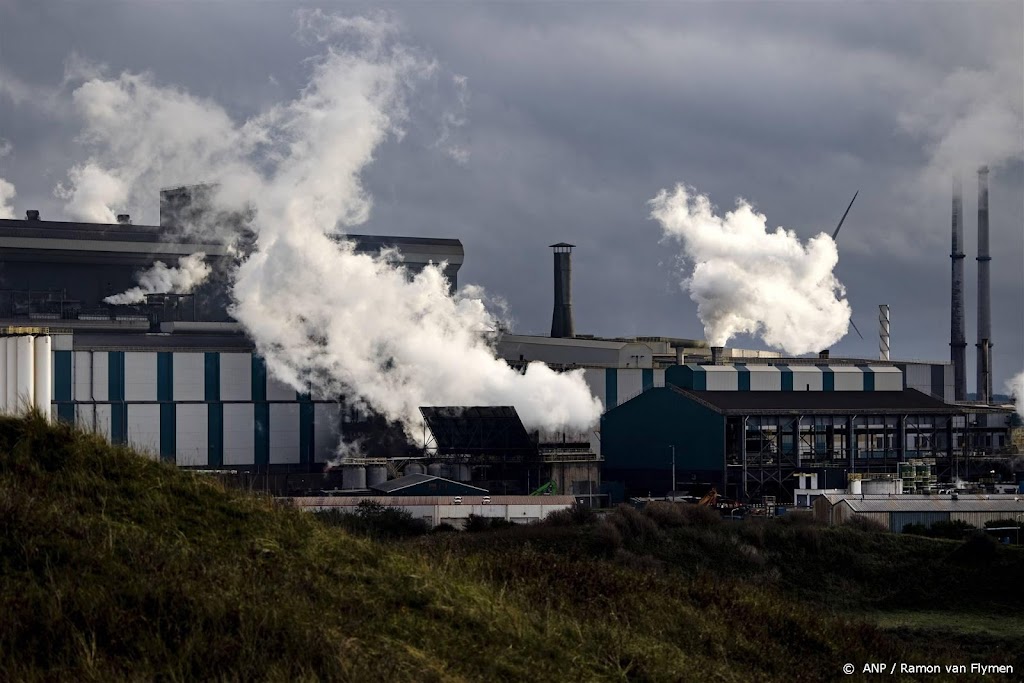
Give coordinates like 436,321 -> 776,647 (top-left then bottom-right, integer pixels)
651,184 -> 850,355
104,253 -> 212,305
1006,371 -> 1024,418
0,177 -> 15,219
60,12 -> 602,439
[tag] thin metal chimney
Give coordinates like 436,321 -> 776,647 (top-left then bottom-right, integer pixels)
950,176 -> 966,400
550,243 -> 575,339
878,304 -> 890,361
25,210 -> 39,221
710,346 -> 723,365
976,166 -> 992,403
116,214 -> 131,224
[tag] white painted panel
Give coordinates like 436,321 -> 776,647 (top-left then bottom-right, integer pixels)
617,369 -> 644,404
223,403 -> 255,466
314,403 -> 340,463
266,374 -> 297,401
173,353 -> 205,401
51,333 -> 73,351
73,351 -> 110,401
791,367 -> 823,391
127,404 -> 160,458
94,404 -> 112,439
831,366 -> 863,391
704,366 -> 739,391
582,369 -> 606,410
176,404 -> 208,466
870,367 -> 903,391
124,352 -> 157,401
747,366 -> 782,391
654,369 -> 665,388
220,353 -> 252,401
269,403 -> 300,464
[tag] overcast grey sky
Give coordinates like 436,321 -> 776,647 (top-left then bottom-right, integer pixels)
1,1 -> 1021,391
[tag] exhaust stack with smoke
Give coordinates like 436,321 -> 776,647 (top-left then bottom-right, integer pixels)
878,304 -> 890,361
710,346 -> 724,365
550,242 -> 575,339
950,176 -> 966,400
976,166 -> 992,403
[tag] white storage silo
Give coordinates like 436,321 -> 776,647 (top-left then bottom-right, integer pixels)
0,337 -> 8,414
5,337 -> 17,415
427,463 -> 443,477
33,335 -> 52,421
404,462 -> 426,476
15,336 -> 34,413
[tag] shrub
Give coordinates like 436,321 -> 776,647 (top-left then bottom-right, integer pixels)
902,519 -> 975,540
592,519 -> 624,556
952,531 -> 999,562
842,516 -> 888,533
608,504 -> 662,546
983,519 -> 1021,529
315,500 -> 429,539
464,514 -> 518,532
544,502 -> 596,527
775,510 -> 815,527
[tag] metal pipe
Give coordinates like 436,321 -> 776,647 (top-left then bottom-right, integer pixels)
5,337 -> 17,415
950,176 -> 967,400
976,166 -> 992,402
15,335 -> 34,413
878,304 -> 890,361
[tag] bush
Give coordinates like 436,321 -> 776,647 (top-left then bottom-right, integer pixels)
464,514 -> 518,532
842,516 -> 888,533
591,519 -> 624,556
902,519 -> 975,540
644,502 -> 721,529
775,510 -> 815,527
315,500 -> 429,539
544,502 -> 596,527
608,504 -> 662,546
952,531 -> 999,562
983,519 -> 1021,529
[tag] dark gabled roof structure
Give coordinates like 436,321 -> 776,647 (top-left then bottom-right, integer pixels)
669,386 -> 959,416
369,473 -> 488,495
419,406 -> 538,458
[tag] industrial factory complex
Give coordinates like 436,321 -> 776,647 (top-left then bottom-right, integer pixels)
0,172 -> 1020,528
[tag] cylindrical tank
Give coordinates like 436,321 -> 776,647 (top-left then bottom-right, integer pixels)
342,465 -> 366,490
862,479 -> 899,495
366,465 -> 388,488
849,479 -> 863,495
456,464 -> 472,482
427,463 -> 443,477
5,337 -> 17,415
0,337 -> 8,414
405,462 -> 426,476
33,335 -> 52,421
15,336 -> 35,414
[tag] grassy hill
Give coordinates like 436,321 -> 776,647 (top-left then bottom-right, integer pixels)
1,414 -> 1020,681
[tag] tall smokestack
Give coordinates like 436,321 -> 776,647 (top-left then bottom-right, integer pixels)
976,166 -> 992,403
550,243 -> 575,338
950,176 -> 966,400
711,346 -> 723,364
878,304 -> 890,361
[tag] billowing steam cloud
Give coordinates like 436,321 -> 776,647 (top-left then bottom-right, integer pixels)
1006,371 -> 1024,419
0,177 -> 15,219
0,138 -> 14,219
104,252 -> 212,305
60,12 -> 602,439
651,184 -> 850,355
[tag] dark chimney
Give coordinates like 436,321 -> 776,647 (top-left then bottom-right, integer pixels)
818,349 -> 830,360
976,166 -> 992,403
116,214 -> 131,224
711,346 -> 723,365
550,242 -> 575,339
25,210 -> 39,221
950,176 -> 966,400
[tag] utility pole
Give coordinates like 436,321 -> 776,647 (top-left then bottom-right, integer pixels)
670,445 -> 676,501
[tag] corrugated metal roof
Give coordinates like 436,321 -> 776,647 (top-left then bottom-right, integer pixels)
841,497 -> 1024,513
369,473 -> 487,494
285,495 -> 577,507
669,386 -> 958,415
821,493 -> 1022,504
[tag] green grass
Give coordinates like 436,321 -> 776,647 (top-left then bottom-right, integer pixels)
1,415 -> 1020,681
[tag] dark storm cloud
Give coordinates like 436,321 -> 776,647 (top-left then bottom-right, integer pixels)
0,1 -> 1020,389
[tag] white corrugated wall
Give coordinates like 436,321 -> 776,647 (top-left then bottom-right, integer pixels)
831,366 -> 863,391
175,404 -> 208,466
269,403 -> 300,464
223,403 -> 255,465
220,353 -> 252,400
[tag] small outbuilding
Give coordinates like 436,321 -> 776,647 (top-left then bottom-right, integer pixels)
814,493 -> 1024,532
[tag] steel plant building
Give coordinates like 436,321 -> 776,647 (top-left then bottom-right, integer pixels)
600,363 -> 1014,502
0,197 -> 463,474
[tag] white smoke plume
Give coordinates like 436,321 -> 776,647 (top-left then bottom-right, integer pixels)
0,177 -> 15,219
651,184 -> 851,355
1006,371 -> 1024,418
62,12 -> 602,440
104,252 -> 211,305
0,139 -> 14,219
